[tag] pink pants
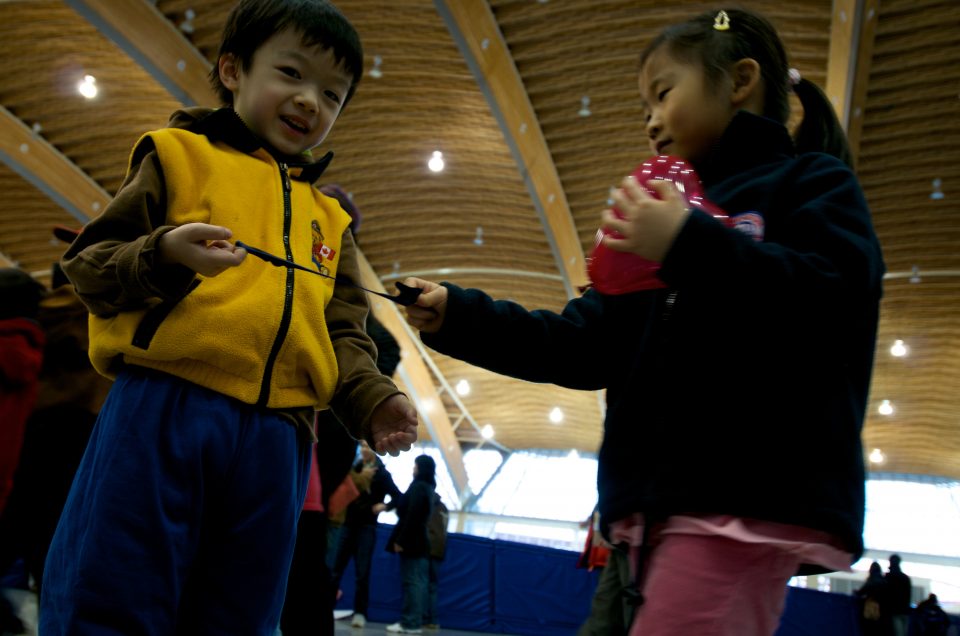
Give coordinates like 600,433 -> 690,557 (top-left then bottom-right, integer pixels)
629,531 -> 802,636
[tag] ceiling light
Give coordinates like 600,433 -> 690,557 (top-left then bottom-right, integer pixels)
428,150 -> 444,172
868,448 -> 885,464
481,424 -> 494,439
369,55 -> 383,79
578,95 -> 591,117
473,226 -> 484,246
78,75 -> 98,99
455,379 -> 470,396
909,265 -> 921,284
890,339 -> 907,357
930,178 -> 944,200
549,407 -> 564,424
878,399 -> 894,416
179,8 -> 196,34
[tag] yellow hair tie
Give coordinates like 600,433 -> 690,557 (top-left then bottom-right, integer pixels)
714,10 -> 730,31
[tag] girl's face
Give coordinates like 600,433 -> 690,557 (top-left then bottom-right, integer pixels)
638,46 -> 739,164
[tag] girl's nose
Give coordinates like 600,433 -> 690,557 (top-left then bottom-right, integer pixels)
645,116 -> 661,140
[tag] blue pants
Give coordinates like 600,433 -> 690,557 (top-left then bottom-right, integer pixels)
41,368 -> 312,635
424,557 -> 440,625
399,556 -> 428,630
331,523 -> 376,615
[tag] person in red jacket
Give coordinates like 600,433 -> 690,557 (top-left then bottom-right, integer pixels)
0,268 -> 45,516
0,268 -> 44,636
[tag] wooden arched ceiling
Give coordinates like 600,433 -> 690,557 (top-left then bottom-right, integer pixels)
0,0 -> 956,482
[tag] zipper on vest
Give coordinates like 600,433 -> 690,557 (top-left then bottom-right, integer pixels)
258,162 -> 296,407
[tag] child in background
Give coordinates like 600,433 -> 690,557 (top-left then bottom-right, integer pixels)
0,268 -> 45,636
45,1 -> 417,634
0,268 -> 45,517
405,8 -> 883,635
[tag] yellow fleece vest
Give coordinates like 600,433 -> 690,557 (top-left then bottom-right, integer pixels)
89,129 -> 352,409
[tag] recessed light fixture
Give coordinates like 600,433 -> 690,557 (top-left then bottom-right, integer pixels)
930,178 -> 944,200
428,150 -> 444,172
869,448 -> 885,464
890,339 -> 907,357
369,55 -> 383,79
455,379 -> 470,396
549,407 -> 563,424
578,95 -> 591,117
481,424 -> 494,440
878,399 -> 894,416
78,75 -> 98,99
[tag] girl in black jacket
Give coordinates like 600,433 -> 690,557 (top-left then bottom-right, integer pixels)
403,8 -> 883,636
385,454 -> 436,634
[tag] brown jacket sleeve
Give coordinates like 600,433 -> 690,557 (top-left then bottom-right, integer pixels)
61,139 -> 196,317
327,230 -> 403,444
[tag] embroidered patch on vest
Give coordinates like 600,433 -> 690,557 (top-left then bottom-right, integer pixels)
731,212 -> 765,241
311,219 -> 336,276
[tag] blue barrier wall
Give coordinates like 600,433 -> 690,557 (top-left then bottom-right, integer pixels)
333,524 -> 918,635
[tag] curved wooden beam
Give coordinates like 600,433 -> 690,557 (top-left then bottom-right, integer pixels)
435,0 -> 587,298
0,105 -> 108,224
64,0 -> 217,107
825,0 -> 879,165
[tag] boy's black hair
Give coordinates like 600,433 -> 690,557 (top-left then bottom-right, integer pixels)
639,9 -> 853,167
210,0 -> 364,108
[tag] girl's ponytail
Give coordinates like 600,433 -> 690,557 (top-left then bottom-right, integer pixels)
792,77 -> 855,168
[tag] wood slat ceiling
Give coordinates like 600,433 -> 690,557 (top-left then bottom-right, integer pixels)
0,0 -> 956,480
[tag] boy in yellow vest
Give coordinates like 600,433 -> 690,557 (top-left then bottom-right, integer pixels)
42,1 -> 417,633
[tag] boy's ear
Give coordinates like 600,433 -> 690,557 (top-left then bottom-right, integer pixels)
218,53 -> 242,92
730,58 -> 762,109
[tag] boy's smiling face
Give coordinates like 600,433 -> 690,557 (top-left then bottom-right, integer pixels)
219,28 -> 353,158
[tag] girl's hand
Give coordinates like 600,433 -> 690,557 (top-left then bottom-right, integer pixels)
157,223 -> 247,276
403,277 -> 448,333
600,177 -> 691,262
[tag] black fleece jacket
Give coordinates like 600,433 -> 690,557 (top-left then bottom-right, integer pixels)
421,112 -> 884,567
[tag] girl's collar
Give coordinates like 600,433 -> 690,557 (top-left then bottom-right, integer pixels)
694,111 -> 795,186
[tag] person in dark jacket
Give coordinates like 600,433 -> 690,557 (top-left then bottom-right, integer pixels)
330,440 -> 401,628
385,455 -> 436,634
403,8 -> 883,635
914,594 -> 951,636
885,554 -> 913,636
856,561 -> 893,636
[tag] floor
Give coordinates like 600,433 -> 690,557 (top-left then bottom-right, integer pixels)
333,616 -> 507,635
2,590 -> 513,636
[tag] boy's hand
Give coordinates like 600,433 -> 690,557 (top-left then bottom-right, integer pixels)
403,277 -> 448,333
369,394 -> 418,456
157,223 -> 247,277
601,177 -> 691,262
